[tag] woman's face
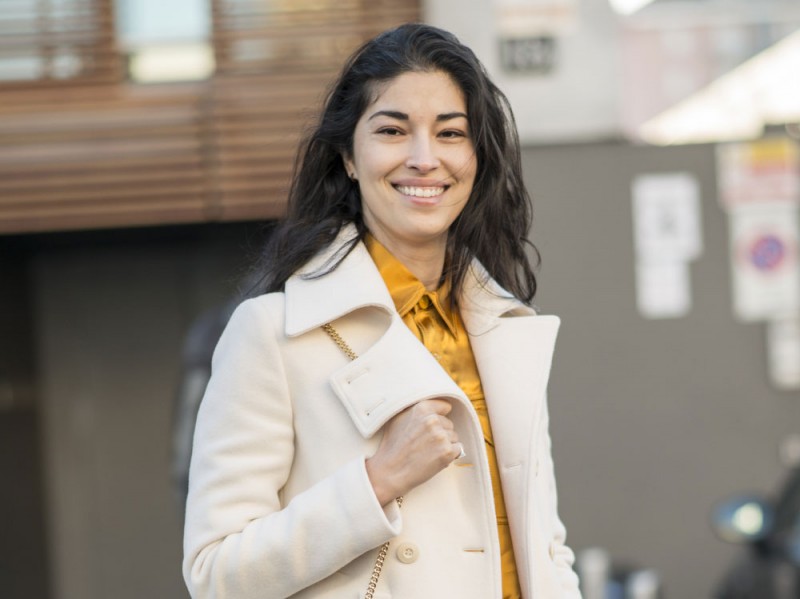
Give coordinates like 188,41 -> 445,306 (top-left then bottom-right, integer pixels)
344,70 -> 477,259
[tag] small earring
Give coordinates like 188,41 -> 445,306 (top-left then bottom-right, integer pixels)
349,172 -> 357,181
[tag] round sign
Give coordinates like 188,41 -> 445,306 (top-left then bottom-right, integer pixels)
748,234 -> 786,271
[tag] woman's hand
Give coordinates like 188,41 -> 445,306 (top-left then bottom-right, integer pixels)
365,398 -> 462,506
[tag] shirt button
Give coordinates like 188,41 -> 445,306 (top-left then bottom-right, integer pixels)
418,295 -> 431,309
395,542 -> 419,564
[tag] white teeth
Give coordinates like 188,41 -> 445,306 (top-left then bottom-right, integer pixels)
396,185 -> 445,198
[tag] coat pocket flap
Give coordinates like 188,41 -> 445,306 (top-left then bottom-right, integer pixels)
329,318 -> 467,438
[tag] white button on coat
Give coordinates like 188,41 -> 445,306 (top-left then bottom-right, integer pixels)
396,542 -> 420,564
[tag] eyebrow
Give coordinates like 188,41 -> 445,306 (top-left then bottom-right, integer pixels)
367,110 -> 468,122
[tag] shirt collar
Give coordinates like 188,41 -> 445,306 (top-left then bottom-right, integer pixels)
364,234 -> 458,337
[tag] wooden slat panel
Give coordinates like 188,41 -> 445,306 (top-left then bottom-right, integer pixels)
209,80 -> 304,221
0,156 -> 203,179
0,168 -> 205,190
0,82 -> 212,232
0,202 -> 210,234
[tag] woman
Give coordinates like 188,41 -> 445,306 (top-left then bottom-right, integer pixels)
183,23 -> 581,599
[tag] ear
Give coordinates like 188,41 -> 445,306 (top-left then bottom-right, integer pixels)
341,153 -> 357,181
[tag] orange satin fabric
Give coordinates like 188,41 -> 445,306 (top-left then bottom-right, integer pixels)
365,235 -> 522,599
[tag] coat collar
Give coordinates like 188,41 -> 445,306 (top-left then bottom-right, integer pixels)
284,225 -> 394,337
284,224 -> 535,337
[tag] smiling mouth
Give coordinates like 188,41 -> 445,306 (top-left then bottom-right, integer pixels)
394,185 -> 447,198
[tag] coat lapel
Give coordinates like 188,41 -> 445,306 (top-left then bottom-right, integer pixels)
468,315 -> 560,468
460,266 -> 561,599
458,261 -> 560,468
284,227 -> 394,337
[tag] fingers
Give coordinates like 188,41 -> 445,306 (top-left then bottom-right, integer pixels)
414,400 -> 459,459
421,412 -> 454,431
414,398 -> 453,416
440,417 -> 455,431
425,417 -> 462,463
432,423 -> 459,444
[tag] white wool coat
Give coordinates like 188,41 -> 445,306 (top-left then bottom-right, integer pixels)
183,227 -> 582,598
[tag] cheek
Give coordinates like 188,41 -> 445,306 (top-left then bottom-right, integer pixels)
359,149 -> 399,183
450,149 -> 477,180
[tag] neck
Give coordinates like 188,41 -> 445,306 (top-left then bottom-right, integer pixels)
397,251 -> 445,291
370,231 -> 446,291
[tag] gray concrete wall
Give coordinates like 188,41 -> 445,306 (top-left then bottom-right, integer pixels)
32,226 -> 260,599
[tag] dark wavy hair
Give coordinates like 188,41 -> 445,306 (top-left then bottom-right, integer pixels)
252,23 -> 538,304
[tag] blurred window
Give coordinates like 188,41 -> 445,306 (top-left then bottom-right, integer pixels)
0,0 -> 121,85
114,0 -> 214,83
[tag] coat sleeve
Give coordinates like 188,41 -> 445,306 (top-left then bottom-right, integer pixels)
182,298 -> 402,599
538,395 -> 582,598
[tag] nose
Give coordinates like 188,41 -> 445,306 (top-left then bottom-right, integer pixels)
405,136 -> 440,173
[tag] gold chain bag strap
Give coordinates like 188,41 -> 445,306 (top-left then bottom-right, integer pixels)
322,323 -> 403,599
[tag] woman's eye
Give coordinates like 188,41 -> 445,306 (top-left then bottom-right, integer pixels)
377,127 -> 403,136
439,129 -> 466,139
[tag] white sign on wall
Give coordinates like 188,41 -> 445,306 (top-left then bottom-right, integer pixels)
768,317 -> 800,390
633,172 -> 703,262
635,261 -> 692,319
729,202 -> 800,322
632,172 -> 703,319
716,138 -> 800,209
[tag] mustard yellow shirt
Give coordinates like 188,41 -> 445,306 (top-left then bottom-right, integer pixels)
365,235 -> 522,599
